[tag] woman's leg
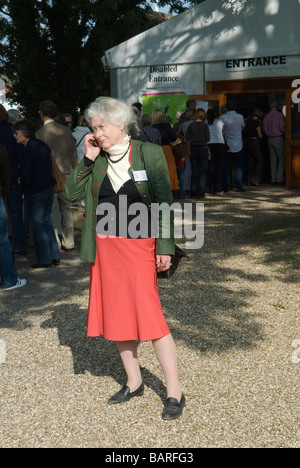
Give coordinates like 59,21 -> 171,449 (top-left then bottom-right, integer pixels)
116,340 -> 143,391
152,333 -> 182,401
28,191 -> 52,265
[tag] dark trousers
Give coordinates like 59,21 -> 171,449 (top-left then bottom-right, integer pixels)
244,139 -> 264,185
6,182 -> 27,252
173,167 -> 185,198
223,150 -> 244,191
190,147 -> 209,197
0,196 -> 18,288
27,187 -> 60,265
208,143 -> 226,193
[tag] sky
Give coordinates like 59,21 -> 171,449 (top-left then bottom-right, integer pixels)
150,1 -> 170,13
149,1 -> 192,14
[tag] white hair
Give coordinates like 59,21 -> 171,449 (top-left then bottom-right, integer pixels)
84,97 -> 138,134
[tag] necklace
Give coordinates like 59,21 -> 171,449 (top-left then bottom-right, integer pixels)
106,140 -> 131,164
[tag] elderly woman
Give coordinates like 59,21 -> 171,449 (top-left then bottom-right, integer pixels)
64,97 -> 185,420
13,120 -> 60,268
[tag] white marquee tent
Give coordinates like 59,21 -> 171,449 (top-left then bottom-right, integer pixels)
104,0 -> 300,99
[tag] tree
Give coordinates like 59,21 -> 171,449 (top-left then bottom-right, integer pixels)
0,0 -> 206,116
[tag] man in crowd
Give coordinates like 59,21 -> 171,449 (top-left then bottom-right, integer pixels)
220,100 -> 246,192
36,100 -> 78,251
263,103 -> 286,185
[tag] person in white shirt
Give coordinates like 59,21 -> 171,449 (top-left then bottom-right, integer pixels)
207,109 -> 226,195
220,101 -> 245,192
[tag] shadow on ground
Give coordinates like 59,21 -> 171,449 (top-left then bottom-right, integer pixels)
1,188 -> 299,389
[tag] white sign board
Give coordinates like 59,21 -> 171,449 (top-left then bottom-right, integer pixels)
225,56 -> 287,72
147,65 -> 182,89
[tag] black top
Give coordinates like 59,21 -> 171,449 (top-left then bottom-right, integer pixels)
152,123 -> 176,146
244,118 -> 261,139
20,138 -> 56,193
97,175 -> 153,239
185,121 -> 210,147
0,122 -> 21,183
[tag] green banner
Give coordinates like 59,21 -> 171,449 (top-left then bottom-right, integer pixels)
142,91 -> 188,127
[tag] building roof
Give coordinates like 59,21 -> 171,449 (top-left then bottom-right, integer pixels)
105,0 -> 300,69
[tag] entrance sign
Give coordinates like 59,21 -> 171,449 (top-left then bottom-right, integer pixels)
225,56 -> 287,72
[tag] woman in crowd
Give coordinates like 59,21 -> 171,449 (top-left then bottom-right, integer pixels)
185,108 -> 210,198
244,109 -> 264,187
151,109 -> 179,192
13,120 -> 60,268
207,108 -> 226,195
64,97 -> 185,420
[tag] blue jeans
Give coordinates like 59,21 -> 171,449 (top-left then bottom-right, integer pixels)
27,187 -> 60,264
190,147 -> 209,197
223,150 -> 244,191
6,182 -> 27,252
0,197 -> 18,288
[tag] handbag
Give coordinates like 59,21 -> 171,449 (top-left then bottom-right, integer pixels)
157,244 -> 188,279
170,134 -> 190,159
51,154 -> 66,193
139,145 -> 188,279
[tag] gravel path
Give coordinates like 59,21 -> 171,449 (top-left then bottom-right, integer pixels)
0,186 -> 299,448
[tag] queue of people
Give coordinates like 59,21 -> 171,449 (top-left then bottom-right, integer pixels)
139,98 -> 286,200
0,96 -> 286,292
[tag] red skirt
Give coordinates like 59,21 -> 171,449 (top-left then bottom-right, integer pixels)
86,235 -> 170,341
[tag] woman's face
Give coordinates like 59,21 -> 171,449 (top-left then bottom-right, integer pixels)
91,115 -> 126,150
14,130 -> 29,146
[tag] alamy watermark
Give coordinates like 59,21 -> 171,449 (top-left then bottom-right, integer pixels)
291,339 -> 300,364
291,79 -> 300,104
0,337 -> 6,364
96,198 -> 204,250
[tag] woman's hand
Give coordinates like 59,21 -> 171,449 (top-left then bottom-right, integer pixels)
156,255 -> 172,273
84,134 -> 101,161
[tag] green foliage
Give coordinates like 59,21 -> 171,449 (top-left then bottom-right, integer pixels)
0,0 -> 206,117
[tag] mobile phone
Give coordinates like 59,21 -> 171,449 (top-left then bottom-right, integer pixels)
89,138 -> 101,148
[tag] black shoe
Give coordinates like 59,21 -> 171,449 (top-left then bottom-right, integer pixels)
162,394 -> 186,420
61,246 -> 75,252
235,187 -> 246,192
52,259 -> 60,266
14,250 -> 27,256
31,263 -> 52,269
108,383 -> 144,405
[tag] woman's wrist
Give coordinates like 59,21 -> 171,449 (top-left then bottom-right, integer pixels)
84,156 -> 95,167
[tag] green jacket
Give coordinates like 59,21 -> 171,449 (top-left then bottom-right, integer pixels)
64,140 -> 175,263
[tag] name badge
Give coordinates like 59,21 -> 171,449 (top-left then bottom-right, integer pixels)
133,170 -> 148,182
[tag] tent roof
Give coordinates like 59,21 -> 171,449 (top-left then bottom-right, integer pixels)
105,0 -> 300,69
